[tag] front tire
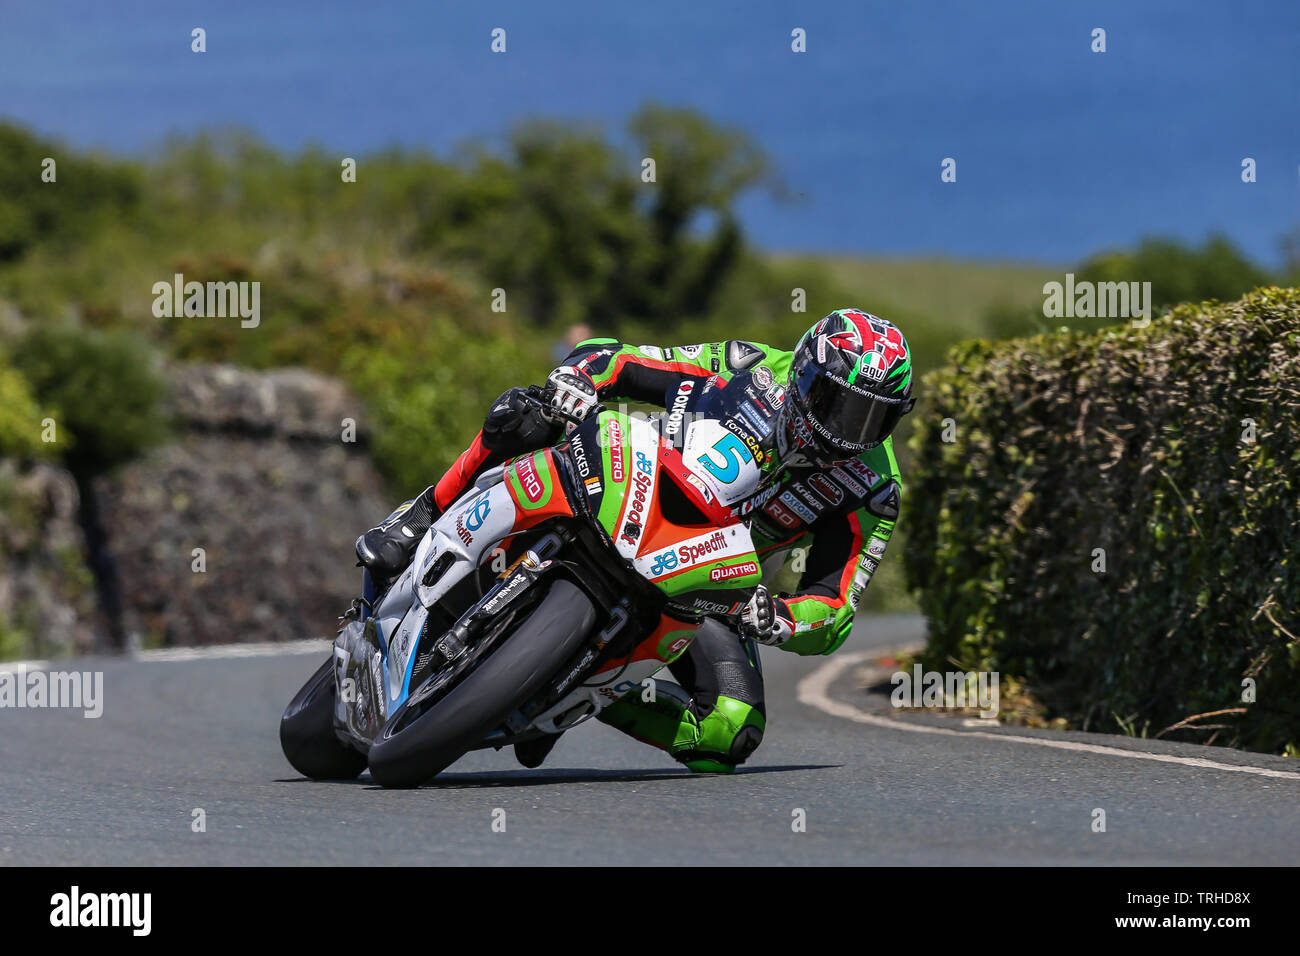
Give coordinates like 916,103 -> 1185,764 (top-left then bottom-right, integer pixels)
279,657 -> 368,780
367,579 -> 596,788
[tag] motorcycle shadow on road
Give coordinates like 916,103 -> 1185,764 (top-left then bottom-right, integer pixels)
275,764 -> 839,789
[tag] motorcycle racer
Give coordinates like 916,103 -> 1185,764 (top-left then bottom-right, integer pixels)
354,308 -> 914,773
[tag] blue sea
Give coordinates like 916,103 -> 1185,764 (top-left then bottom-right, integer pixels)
2,0 -> 1297,267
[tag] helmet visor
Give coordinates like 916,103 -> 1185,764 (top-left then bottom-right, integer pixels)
794,363 -> 908,454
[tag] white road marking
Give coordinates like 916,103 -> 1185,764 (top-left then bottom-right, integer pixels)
134,638 -> 331,662
1,639 -> 331,671
798,650 -> 1300,782
3,639 -> 330,671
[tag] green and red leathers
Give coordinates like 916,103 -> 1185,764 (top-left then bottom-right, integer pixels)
564,338 -> 902,655
377,338 -> 902,772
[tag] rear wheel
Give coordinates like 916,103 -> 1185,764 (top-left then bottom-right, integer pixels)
279,657 -> 368,780
367,579 -> 596,788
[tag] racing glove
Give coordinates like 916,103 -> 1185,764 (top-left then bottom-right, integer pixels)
738,585 -> 795,646
544,365 -> 599,427
482,387 -> 557,455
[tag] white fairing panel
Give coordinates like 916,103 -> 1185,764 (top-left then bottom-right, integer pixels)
529,657 -> 670,734
680,417 -> 763,508
412,479 -> 519,609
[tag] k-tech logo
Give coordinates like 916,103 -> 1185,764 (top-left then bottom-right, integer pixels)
808,473 -> 844,505
710,561 -> 759,582
867,536 -> 888,558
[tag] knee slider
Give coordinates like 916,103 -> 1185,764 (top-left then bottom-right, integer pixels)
729,724 -> 764,763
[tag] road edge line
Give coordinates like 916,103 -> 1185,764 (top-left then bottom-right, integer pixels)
797,650 -> 1300,782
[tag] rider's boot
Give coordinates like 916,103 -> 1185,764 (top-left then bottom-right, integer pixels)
514,732 -> 563,769
355,486 -> 441,582
597,682 -> 766,773
354,387 -> 561,583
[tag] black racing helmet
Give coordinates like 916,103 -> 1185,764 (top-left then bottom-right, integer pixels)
778,309 -> 916,466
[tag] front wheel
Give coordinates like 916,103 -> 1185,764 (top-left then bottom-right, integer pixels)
367,579 -> 596,788
279,657 -> 368,780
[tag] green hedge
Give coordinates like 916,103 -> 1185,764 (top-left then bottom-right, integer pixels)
903,287 -> 1300,754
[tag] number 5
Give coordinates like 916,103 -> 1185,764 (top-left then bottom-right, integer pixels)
698,433 -> 752,484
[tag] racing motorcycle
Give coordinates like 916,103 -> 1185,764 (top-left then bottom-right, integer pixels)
279,382 -> 775,788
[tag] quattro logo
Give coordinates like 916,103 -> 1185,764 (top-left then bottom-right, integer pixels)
509,451 -> 554,510
709,561 -> 759,582
607,419 -> 625,483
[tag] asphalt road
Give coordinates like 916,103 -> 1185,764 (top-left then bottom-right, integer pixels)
2,613 -> 1297,865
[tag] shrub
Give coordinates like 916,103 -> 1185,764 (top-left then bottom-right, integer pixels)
904,287 -> 1300,753
12,325 -> 169,476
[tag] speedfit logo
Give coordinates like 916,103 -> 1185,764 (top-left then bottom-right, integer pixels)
50,886 -> 151,936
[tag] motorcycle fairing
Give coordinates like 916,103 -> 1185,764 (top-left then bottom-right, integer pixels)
527,611 -> 698,735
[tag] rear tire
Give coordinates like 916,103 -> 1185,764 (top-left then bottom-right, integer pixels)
279,657 -> 369,780
367,579 -> 596,788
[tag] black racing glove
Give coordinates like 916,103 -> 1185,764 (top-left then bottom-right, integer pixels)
481,386 -> 559,455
